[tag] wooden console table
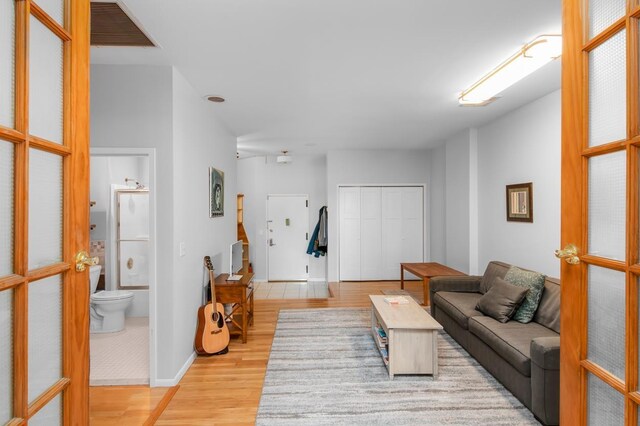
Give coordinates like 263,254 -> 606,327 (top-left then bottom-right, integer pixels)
400,263 -> 466,306
214,272 -> 254,343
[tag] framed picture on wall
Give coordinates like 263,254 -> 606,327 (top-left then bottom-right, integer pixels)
209,167 -> 224,217
506,182 -> 533,222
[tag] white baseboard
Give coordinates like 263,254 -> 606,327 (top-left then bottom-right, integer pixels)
307,277 -> 326,283
153,351 -> 196,387
253,278 -> 268,283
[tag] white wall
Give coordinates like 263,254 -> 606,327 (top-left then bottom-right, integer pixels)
237,155 -> 327,281
429,90 -> 561,278
326,150 -> 432,282
477,90 -> 560,277
429,144 -> 446,263
444,129 -> 474,273
91,64 -> 237,383
171,69 -> 237,376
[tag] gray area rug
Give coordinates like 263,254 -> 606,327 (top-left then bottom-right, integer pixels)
256,308 -> 539,425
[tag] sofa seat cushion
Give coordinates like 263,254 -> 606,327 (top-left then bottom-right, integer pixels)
433,291 -> 484,329
469,316 -> 559,377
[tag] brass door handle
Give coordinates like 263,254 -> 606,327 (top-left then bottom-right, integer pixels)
76,250 -> 98,272
555,244 -> 580,265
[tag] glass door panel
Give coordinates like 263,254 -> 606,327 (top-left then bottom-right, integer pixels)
0,141 -> 13,277
587,266 -> 626,379
28,15 -> 64,145
32,0 -> 65,26
588,0 -> 626,39
27,275 -> 62,403
0,289 -> 13,423
119,241 -> 149,288
28,148 -> 62,270
587,374 -> 625,425
588,150 -> 626,260
588,31 -> 627,147
0,0 -> 15,128
29,394 -> 62,426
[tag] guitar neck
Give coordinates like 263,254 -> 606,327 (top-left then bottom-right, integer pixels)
209,269 -> 218,308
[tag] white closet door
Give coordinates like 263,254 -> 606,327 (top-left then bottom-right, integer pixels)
402,187 -> 424,264
339,187 -> 361,281
360,187 -> 382,280
381,187 -> 403,280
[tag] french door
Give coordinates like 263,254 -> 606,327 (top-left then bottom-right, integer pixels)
1,0 -> 90,424
562,0 -> 640,424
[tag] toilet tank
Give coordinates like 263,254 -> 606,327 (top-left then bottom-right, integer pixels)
89,264 -> 102,294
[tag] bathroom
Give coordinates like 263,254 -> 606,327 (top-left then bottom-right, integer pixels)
89,153 -> 153,386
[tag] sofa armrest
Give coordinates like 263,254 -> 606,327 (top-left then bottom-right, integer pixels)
531,336 -> 560,425
531,336 -> 560,370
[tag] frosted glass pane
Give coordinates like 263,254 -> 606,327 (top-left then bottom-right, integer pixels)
29,393 -> 61,426
32,0 -> 64,26
28,149 -> 62,269
0,0 -> 15,128
118,192 -> 149,240
28,275 -> 62,402
0,142 -> 13,276
587,374 -> 624,426
588,151 -> 626,260
29,16 -> 63,144
588,266 -> 626,380
0,289 -> 13,424
589,31 -> 626,147
589,0 -> 626,39
119,241 -> 149,288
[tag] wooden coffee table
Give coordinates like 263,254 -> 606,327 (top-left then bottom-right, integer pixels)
400,262 -> 466,306
370,295 -> 443,379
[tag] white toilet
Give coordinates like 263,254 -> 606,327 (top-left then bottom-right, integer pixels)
89,265 -> 134,333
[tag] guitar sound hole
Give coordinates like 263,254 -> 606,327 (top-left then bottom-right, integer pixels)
211,312 -> 225,328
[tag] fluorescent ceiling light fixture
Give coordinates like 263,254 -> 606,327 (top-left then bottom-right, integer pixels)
458,34 -> 562,106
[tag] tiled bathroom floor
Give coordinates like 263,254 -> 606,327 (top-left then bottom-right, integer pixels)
90,317 -> 149,386
253,281 -> 330,299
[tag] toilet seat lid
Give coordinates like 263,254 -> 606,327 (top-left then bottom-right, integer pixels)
91,290 -> 134,301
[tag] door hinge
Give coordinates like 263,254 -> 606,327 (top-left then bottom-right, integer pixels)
306,200 -> 308,207
306,265 -> 308,273
306,232 -> 309,241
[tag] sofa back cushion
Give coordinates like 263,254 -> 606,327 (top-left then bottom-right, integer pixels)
479,261 -> 510,294
533,278 -> 561,333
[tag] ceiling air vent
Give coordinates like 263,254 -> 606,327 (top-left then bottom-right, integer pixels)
91,2 -> 155,47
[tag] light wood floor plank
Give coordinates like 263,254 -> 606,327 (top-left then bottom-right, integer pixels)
90,281 -> 422,425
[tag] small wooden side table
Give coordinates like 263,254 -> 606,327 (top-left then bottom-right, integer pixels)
400,263 -> 466,306
214,272 -> 254,343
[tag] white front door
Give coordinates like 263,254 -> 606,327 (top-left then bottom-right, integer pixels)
267,195 -> 310,281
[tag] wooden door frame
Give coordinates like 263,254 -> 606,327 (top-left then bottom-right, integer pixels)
0,0 -> 90,423
561,0 -> 640,423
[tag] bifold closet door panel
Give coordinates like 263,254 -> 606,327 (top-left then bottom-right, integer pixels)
402,187 -> 424,265
360,187 -> 382,280
381,188 -> 403,280
339,187 -> 361,281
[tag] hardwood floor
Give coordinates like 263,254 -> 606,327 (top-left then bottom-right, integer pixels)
89,280 -> 423,425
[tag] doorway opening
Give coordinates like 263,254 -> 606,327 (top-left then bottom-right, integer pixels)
89,148 -> 157,386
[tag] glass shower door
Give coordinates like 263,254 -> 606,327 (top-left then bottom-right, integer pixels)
117,190 -> 149,289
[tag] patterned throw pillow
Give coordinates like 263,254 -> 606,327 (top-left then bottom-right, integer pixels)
504,266 -> 546,323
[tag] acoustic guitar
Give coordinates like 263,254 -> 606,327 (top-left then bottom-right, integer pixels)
195,256 -> 230,355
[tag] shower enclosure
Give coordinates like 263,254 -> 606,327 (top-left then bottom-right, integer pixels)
116,190 -> 149,289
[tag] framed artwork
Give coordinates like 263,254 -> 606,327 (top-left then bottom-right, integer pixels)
506,182 -> 533,223
209,167 -> 224,217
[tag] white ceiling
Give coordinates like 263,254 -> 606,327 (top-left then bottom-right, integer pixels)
91,0 -> 561,156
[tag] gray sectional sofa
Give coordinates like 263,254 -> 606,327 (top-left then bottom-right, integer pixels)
429,261 -> 560,426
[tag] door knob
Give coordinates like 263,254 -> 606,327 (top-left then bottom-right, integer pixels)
76,250 -> 98,272
555,244 -> 580,265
